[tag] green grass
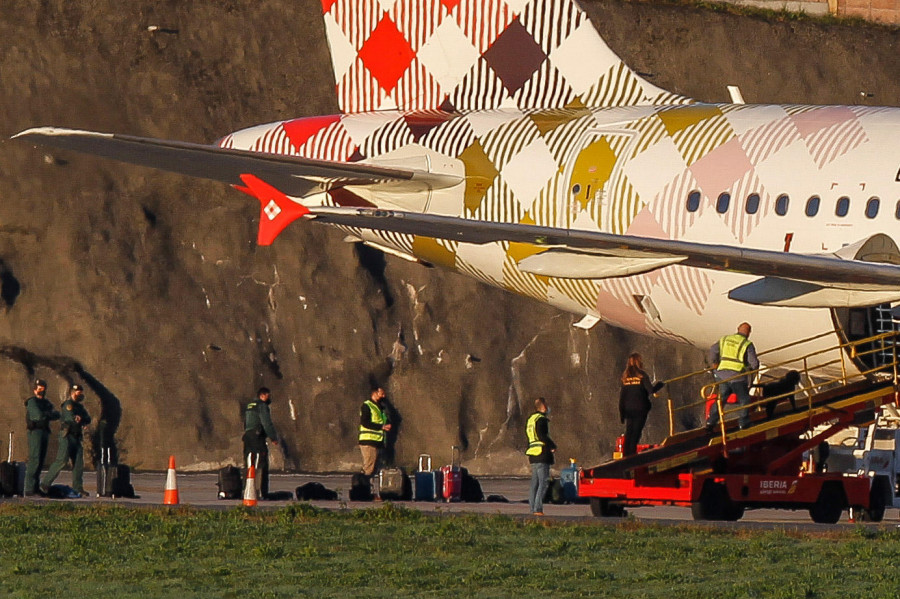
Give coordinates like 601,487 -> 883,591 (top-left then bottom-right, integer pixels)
1,503 -> 899,598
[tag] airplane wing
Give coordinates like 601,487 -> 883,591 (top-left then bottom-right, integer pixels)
12,127 -> 462,198
307,206 -> 900,308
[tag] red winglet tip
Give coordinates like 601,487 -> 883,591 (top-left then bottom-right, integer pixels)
236,174 -> 309,246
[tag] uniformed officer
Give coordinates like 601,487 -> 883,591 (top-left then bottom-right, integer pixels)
708,322 -> 759,431
24,379 -> 60,496
525,397 -> 556,516
358,387 -> 391,477
243,387 -> 279,499
41,384 -> 91,497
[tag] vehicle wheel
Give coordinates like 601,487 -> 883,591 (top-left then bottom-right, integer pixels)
691,480 -> 727,521
860,476 -> 889,523
722,501 -> 745,522
590,497 -> 626,517
809,483 -> 844,524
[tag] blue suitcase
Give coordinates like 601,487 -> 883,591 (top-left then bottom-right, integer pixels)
414,454 -> 440,501
559,458 -> 579,503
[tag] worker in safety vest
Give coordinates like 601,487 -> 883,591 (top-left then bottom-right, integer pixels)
708,322 -> 759,431
358,387 -> 391,477
525,397 -> 556,516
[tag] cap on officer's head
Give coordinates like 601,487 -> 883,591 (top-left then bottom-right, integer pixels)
34,379 -> 47,388
71,384 -> 83,392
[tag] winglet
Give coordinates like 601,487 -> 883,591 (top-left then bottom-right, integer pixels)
233,174 -> 310,246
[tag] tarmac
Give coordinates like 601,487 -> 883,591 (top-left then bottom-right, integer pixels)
8,470 -> 900,530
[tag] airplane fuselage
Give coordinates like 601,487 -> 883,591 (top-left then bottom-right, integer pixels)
221,103 -> 900,366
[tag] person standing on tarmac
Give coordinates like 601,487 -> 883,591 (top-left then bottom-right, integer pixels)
41,384 -> 91,497
619,353 -> 664,457
525,397 -> 556,516
358,387 -> 391,477
708,322 -> 759,431
243,387 -> 279,499
24,379 -> 60,496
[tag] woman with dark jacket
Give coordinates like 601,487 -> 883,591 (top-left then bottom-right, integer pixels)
618,353 -> 663,456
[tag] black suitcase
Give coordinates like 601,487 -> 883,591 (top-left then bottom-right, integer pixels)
97,448 -> 135,498
1,432 -> 23,497
379,467 -> 411,501
0,461 -> 18,497
460,468 -> 484,503
217,465 -> 242,499
348,472 -> 373,501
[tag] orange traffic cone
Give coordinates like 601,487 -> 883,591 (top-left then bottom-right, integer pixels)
243,464 -> 258,507
163,455 -> 179,505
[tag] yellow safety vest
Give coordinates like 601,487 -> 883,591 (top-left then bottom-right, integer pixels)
718,334 -> 751,372
525,412 -> 547,456
358,399 -> 386,444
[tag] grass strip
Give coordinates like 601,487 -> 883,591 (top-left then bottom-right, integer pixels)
0,502 -> 898,598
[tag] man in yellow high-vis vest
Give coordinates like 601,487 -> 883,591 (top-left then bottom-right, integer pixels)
525,397 -> 556,516
358,387 -> 391,476
708,322 -> 759,431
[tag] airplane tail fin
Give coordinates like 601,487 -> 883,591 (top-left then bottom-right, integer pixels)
320,0 -> 687,113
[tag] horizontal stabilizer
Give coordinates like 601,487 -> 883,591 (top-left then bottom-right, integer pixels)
306,207 -> 900,290
13,127 -> 462,198
728,277 -> 900,308
518,249 -> 685,279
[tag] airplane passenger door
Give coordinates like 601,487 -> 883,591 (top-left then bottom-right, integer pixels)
563,130 -> 635,232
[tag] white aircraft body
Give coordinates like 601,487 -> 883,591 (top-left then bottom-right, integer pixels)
14,0 -> 900,375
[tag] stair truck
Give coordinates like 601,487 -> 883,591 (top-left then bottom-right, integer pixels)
579,331 -> 900,523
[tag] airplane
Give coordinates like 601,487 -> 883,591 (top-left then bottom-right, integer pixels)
13,0 -> 900,377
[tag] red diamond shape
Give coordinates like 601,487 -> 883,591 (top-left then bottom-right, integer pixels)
440,0 -> 461,10
282,115 -> 340,151
358,16 -> 416,94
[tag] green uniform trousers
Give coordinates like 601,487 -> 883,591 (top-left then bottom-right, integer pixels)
24,429 -> 50,495
41,434 -> 85,494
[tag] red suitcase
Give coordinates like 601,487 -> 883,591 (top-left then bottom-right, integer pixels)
440,445 -> 462,502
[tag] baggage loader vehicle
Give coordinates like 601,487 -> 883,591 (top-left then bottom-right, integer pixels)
580,331 -> 900,523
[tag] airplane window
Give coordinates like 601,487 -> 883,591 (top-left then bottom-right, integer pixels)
835,196 -> 850,217
686,190 -> 701,212
745,193 -> 760,215
716,192 -> 730,214
775,194 -> 789,216
895,200 -> 900,220
805,196 -> 820,217
866,196 -> 880,219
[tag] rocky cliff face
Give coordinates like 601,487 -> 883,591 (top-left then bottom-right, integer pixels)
1,1 -> 898,473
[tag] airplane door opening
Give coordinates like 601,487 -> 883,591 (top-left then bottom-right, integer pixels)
563,131 -> 635,232
831,234 -> 900,374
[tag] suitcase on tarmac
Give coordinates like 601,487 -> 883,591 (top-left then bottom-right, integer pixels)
1,432 -> 24,497
349,472 -> 374,502
217,465 -> 242,499
440,446 -> 462,502
0,461 -> 19,497
559,459 -> 579,503
460,468 -> 483,503
414,454 -> 441,501
96,448 -> 135,498
379,467 -> 412,501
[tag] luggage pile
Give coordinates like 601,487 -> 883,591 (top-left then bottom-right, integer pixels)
346,445 -> 484,503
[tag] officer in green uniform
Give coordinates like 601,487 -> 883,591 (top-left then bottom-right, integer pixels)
358,387 -> 391,477
525,397 -> 556,516
243,387 -> 279,499
24,379 -> 60,496
41,384 -> 91,497
708,322 -> 759,431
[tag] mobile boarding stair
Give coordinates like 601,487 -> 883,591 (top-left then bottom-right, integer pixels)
579,331 -> 900,523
